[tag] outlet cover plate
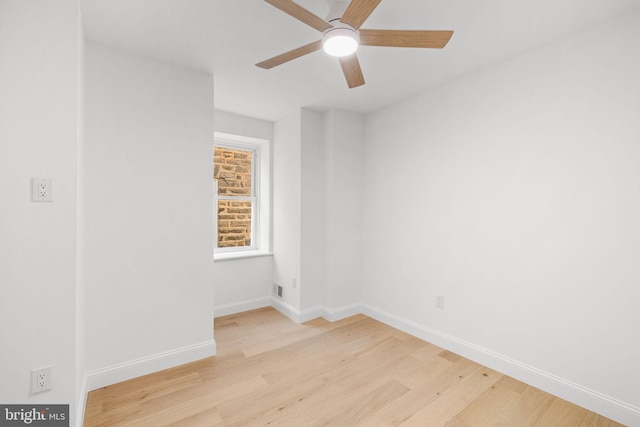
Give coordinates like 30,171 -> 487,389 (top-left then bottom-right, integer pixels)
30,366 -> 52,393
31,178 -> 53,202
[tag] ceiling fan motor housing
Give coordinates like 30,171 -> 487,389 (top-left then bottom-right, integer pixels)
322,23 -> 360,57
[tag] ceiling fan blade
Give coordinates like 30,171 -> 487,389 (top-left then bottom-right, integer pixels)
339,54 -> 365,88
265,0 -> 332,32
360,29 -> 454,48
340,0 -> 382,29
256,40 -> 323,69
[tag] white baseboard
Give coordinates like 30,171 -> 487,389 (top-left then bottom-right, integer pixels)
85,340 -> 216,392
361,304 -> 640,427
270,299 -> 365,324
214,297 -> 271,318
270,297 -> 322,323
322,303 -> 363,322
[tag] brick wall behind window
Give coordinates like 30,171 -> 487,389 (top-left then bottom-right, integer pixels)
214,147 -> 252,247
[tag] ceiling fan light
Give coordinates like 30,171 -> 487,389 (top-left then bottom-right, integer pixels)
322,27 -> 359,57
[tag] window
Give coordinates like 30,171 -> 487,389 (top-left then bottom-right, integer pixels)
214,132 -> 270,258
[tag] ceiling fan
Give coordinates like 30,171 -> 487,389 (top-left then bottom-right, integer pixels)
256,0 -> 454,89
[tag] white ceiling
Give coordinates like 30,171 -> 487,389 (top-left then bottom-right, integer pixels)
82,0 -> 640,122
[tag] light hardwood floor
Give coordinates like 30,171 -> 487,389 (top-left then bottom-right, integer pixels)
84,308 -> 624,426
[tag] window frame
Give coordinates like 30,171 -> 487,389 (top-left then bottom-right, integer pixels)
213,132 -> 271,259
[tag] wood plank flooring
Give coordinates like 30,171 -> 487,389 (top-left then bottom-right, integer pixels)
84,308 -> 624,426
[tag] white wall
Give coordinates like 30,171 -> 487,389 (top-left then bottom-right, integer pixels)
83,42 -> 215,388
300,109 -> 324,311
0,0 -> 81,422
214,110 -> 272,141
213,256 -> 274,316
322,111 -> 364,316
271,109 -> 326,319
272,110 -> 303,312
361,10 -> 640,425
212,111 -> 274,316
271,109 -> 365,321
75,12 -> 87,423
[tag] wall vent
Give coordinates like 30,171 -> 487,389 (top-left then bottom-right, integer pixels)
273,284 -> 283,298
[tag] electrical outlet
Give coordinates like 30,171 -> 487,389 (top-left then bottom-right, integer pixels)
30,366 -> 52,393
435,295 -> 445,309
31,178 -> 53,202
292,277 -> 297,288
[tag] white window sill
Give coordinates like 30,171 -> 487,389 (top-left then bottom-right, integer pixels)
214,250 -> 273,262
